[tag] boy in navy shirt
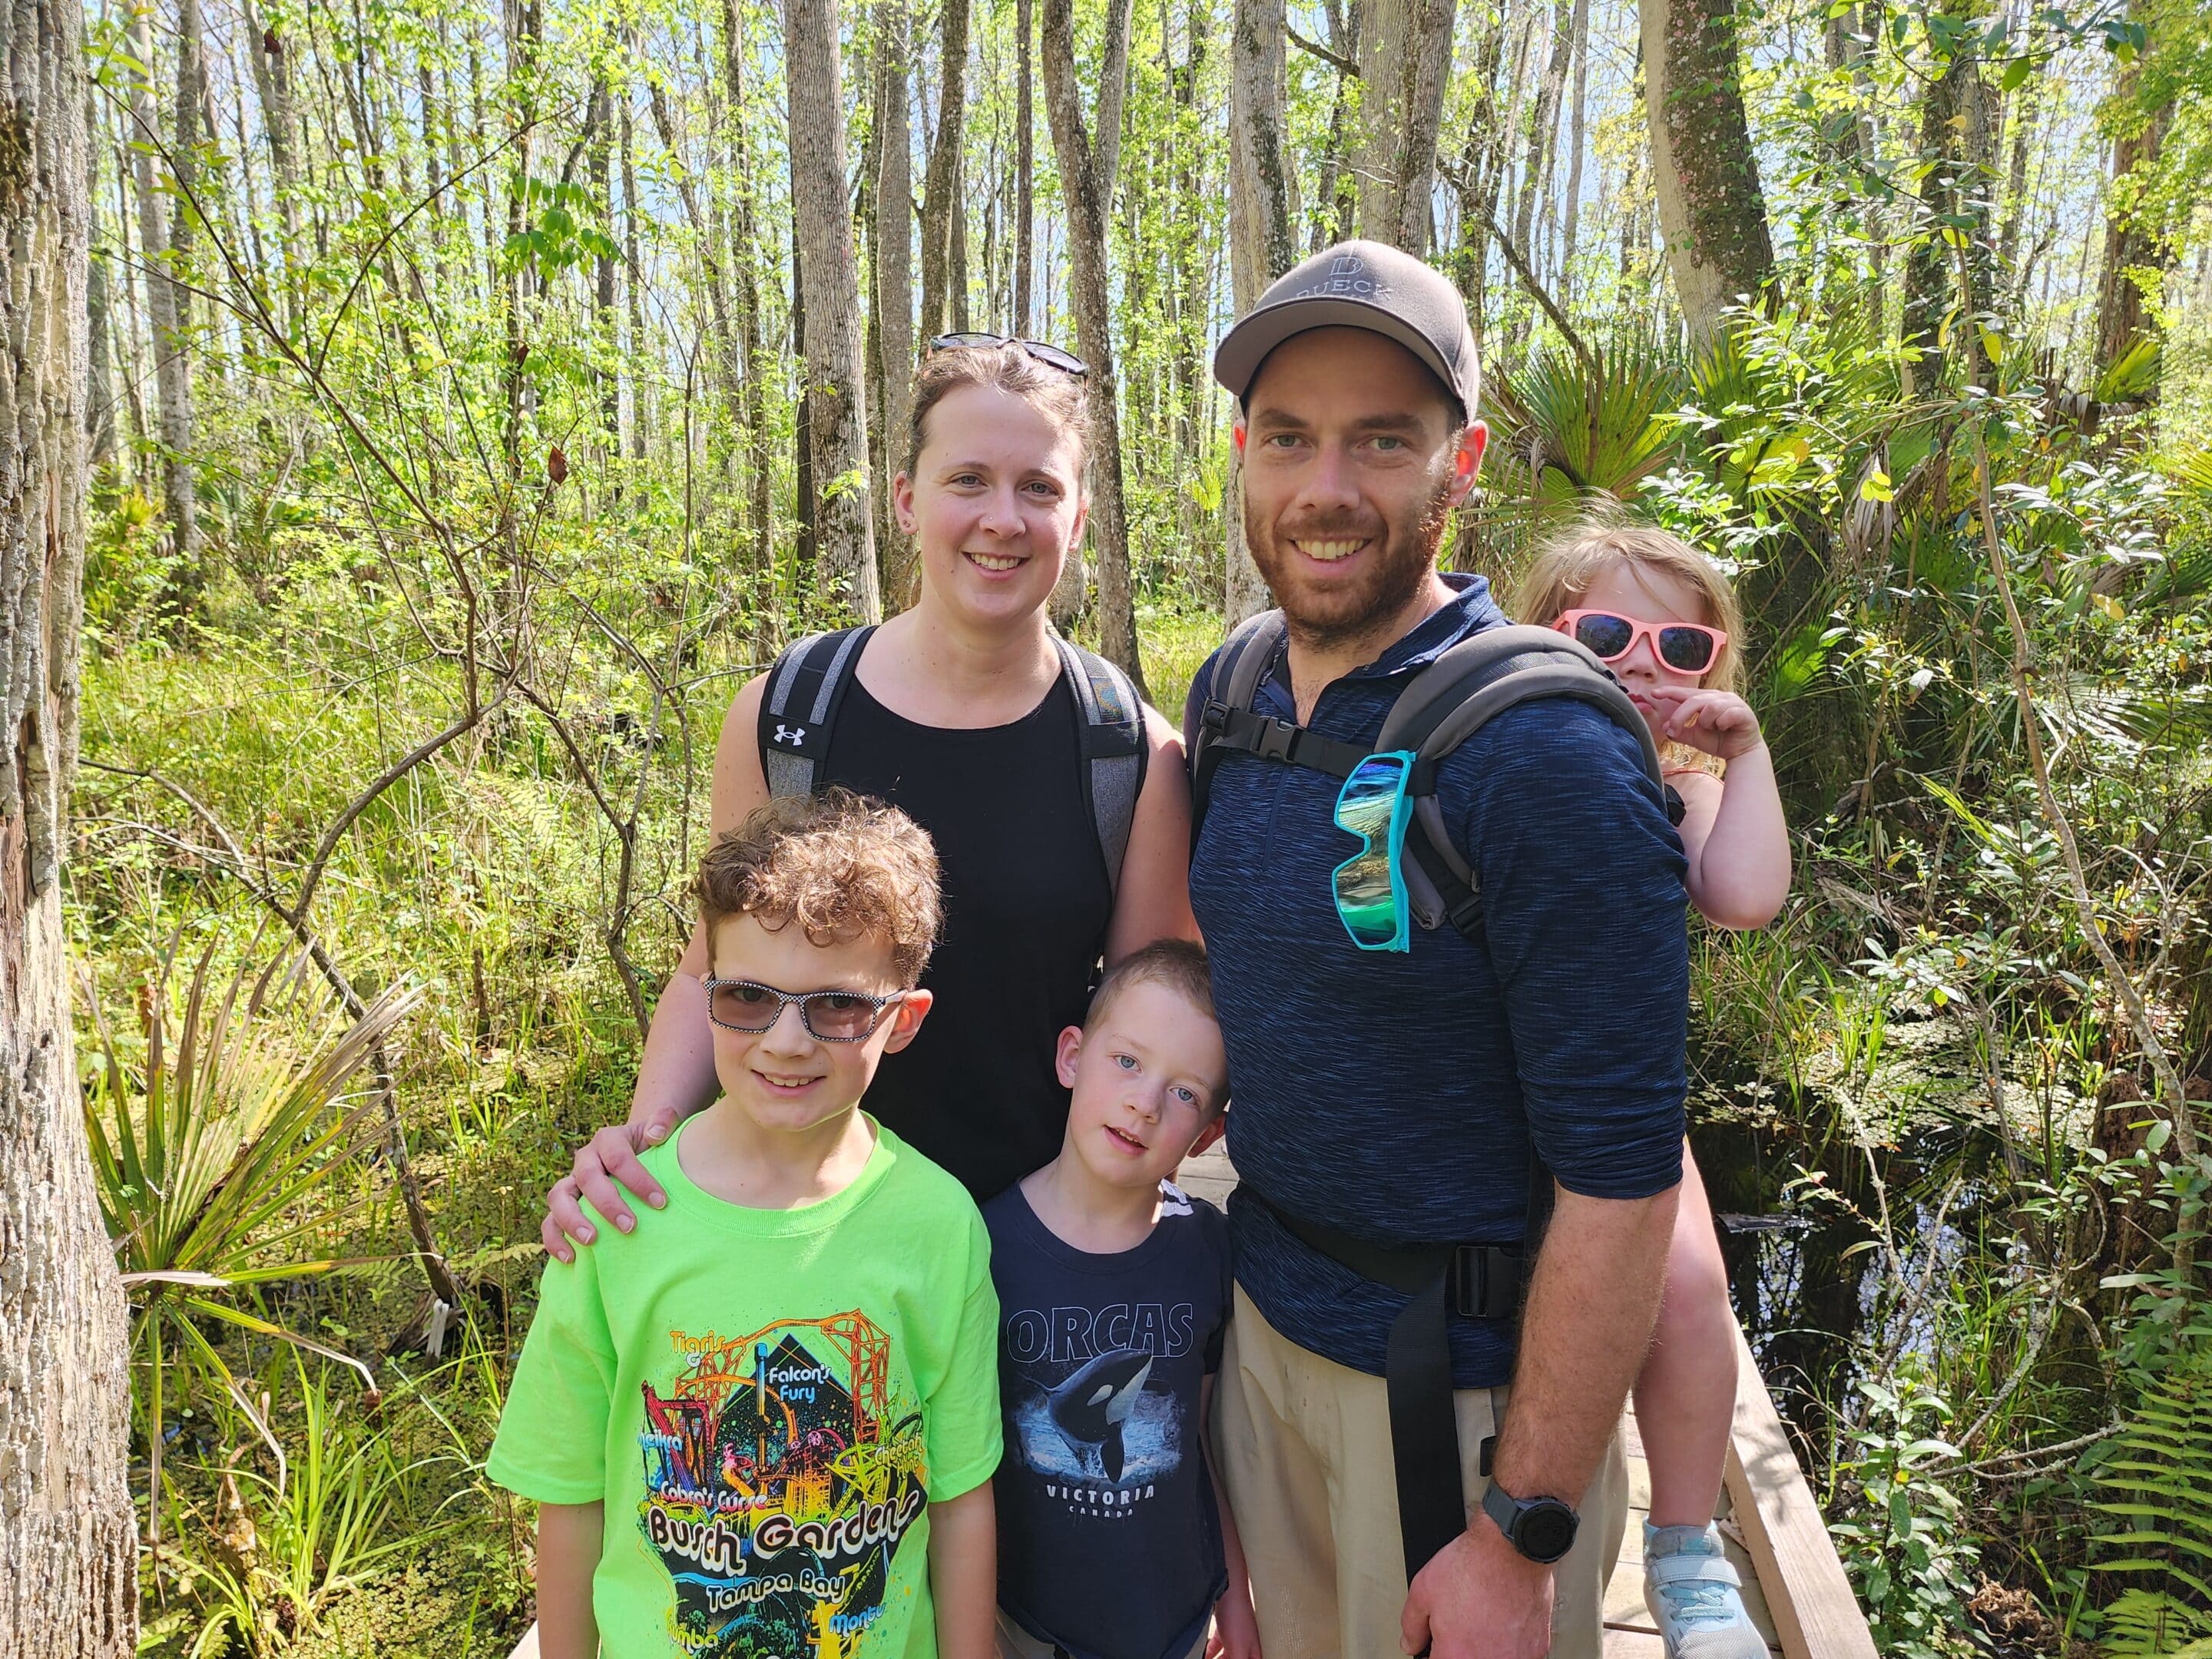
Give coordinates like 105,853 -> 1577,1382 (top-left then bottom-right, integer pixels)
983,942 -> 1260,1659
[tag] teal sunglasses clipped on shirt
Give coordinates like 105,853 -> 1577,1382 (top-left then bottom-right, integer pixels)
1332,750 -> 1417,953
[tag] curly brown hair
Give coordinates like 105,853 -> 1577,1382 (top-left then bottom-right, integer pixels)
693,790 -> 942,988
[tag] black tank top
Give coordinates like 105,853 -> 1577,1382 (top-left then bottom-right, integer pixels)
820,668 -> 1114,1198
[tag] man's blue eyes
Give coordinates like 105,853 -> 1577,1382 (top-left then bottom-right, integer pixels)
1259,433 -> 1409,453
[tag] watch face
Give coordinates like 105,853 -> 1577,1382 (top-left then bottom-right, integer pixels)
1519,1502 -> 1578,1563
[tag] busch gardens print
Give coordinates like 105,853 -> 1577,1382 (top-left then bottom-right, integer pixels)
485,1124 -> 1002,1659
637,1316 -> 926,1652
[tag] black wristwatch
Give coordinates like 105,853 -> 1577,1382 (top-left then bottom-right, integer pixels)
1480,1479 -> 1579,1564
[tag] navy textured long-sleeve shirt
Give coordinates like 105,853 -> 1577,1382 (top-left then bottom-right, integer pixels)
1186,575 -> 1689,1387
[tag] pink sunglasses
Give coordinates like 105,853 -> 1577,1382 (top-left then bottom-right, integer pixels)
1554,609 -> 1727,677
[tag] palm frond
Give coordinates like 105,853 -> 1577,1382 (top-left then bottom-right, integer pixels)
82,940 -> 422,1286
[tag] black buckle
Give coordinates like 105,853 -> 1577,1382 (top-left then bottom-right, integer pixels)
1253,717 -> 1300,763
1448,1245 -> 1522,1321
1200,698 -> 1230,738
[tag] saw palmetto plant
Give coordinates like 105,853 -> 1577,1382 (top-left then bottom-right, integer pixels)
81,939 -> 422,1538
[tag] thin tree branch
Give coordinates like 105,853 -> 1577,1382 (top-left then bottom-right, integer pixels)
1287,23 -> 1358,75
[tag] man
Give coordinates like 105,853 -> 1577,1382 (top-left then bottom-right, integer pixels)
1188,240 -> 1687,1658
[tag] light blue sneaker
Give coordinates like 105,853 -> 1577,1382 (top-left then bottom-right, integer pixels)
1644,1522 -> 1769,1659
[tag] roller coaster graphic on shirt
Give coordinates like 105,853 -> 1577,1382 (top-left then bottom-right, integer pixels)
634,1312 -> 928,1657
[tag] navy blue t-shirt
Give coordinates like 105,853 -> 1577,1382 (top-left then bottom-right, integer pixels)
984,1180 -> 1231,1659
1186,575 -> 1689,1389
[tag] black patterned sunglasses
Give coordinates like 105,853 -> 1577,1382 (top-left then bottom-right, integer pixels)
927,332 -> 1088,377
702,977 -> 909,1042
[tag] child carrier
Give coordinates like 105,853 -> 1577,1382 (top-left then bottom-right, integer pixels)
1188,609 -> 1679,1584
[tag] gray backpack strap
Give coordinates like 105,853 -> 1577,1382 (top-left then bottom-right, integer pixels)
1053,635 -> 1149,899
1187,610 -> 1290,841
757,625 -> 876,799
1376,624 -> 1663,935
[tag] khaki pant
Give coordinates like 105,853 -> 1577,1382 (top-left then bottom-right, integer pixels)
993,1610 -> 1208,1659
1213,1286 -> 1628,1659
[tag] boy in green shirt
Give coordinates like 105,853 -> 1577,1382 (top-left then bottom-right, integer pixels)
489,790 -> 1002,1658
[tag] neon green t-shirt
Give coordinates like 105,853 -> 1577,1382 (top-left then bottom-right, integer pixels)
488,1117 -> 1002,1658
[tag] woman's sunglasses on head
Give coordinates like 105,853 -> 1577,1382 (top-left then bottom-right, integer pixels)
1553,610 -> 1727,677
703,977 -> 909,1042
926,332 -> 1088,378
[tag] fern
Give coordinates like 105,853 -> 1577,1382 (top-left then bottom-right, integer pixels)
2099,1589 -> 2212,1657
2092,1355 -> 2212,1653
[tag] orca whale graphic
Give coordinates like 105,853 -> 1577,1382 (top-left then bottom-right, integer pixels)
1045,1349 -> 1154,1482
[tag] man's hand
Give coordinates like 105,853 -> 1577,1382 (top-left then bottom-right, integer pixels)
539,1118 -> 675,1263
1400,1517 -> 1553,1659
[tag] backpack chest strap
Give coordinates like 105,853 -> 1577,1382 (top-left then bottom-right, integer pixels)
1203,702 -> 1376,781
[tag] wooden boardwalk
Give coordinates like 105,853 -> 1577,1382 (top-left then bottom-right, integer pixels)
1177,1143 -> 1876,1659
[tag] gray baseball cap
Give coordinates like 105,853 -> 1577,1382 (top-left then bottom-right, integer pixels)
1214,240 -> 1482,422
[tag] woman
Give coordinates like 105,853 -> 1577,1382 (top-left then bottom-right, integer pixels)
541,337 -> 1196,1253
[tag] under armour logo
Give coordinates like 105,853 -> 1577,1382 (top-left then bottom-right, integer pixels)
773,724 -> 806,746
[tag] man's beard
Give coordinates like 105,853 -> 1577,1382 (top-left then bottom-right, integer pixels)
1244,474 -> 1458,654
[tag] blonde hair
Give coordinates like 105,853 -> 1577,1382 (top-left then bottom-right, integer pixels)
694,790 -> 942,987
1513,518 -> 1745,697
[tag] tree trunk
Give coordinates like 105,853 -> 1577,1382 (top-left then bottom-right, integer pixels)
785,0 -> 881,620
919,0 -> 970,338
876,0 -> 917,603
1228,0 -> 1298,623
1308,0 -> 1359,253
0,0 -> 138,1644
1015,0 -> 1035,336
645,81 -> 744,467
1352,0 -> 1456,255
1900,24 -> 1995,392
621,88 -> 649,461
127,2 -> 198,566
1172,0 -> 1210,462
1041,0 -> 1145,690
718,6 -> 772,580
85,87 -> 117,482
240,0 -> 303,330
1640,0 -> 1775,343
591,75 -> 619,450
1825,5 -> 1886,326
1512,0 -> 1571,277
1558,0 -> 1591,306
2094,12 -> 2172,387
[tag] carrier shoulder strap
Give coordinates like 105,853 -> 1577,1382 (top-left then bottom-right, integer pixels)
1376,624 -> 1667,940
1188,610 -> 1295,840
1051,634 -> 1150,901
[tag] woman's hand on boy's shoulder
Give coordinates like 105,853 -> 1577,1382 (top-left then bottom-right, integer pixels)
540,1121 -> 671,1263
